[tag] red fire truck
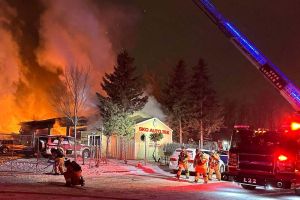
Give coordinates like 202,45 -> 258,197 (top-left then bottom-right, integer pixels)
224,128 -> 300,193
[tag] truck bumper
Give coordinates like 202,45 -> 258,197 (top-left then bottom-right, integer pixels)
221,172 -> 296,189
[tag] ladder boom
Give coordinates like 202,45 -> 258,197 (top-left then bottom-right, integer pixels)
193,0 -> 300,111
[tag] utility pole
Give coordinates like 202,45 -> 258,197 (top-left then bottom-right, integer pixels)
179,117 -> 182,144
200,100 -> 203,149
144,135 -> 147,166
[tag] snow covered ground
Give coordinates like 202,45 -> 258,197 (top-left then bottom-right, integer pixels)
0,157 -> 298,200
0,157 -> 174,184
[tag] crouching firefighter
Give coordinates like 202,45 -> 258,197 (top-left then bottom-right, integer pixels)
208,150 -> 221,181
194,149 -> 208,183
176,146 -> 190,179
64,160 -> 85,187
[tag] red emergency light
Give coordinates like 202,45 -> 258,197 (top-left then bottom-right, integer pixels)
291,122 -> 300,131
278,154 -> 288,161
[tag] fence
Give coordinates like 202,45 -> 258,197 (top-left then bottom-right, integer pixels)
0,133 -> 113,174
0,133 -> 53,174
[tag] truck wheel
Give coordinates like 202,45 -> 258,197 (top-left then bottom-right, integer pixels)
82,149 -> 90,158
2,147 -> 9,154
295,188 -> 300,196
241,184 -> 256,190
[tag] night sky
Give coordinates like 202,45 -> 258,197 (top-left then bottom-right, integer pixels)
4,0 -> 300,112
121,0 -> 300,112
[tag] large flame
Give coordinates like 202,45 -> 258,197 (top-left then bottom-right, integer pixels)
51,120 -> 66,136
37,0 -> 117,90
0,1 -> 24,132
0,0 -> 138,133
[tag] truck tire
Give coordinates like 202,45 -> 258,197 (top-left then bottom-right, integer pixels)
82,149 -> 90,158
295,188 -> 300,196
241,184 -> 256,190
2,147 -> 9,154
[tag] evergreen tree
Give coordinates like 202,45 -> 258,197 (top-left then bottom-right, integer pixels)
161,60 -> 188,143
101,50 -> 148,114
96,95 -> 119,158
97,50 -> 147,163
186,58 -> 223,148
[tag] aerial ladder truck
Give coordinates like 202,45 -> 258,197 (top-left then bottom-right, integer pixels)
193,0 -> 300,112
193,0 -> 300,193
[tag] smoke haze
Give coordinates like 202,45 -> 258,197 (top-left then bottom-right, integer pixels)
0,0 -> 139,132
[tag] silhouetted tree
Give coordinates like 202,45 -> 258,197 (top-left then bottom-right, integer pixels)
161,60 -> 188,143
101,50 -> 148,114
186,58 -> 223,148
51,65 -> 89,161
97,50 -> 148,163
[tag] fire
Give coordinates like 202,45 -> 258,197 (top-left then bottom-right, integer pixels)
51,120 -> 66,136
0,0 -> 134,133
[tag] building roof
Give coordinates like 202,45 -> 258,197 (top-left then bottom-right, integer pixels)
130,115 -> 152,124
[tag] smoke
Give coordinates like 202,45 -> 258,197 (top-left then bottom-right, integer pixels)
142,96 -> 166,121
0,0 -> 140,132
37,0 -> 127,90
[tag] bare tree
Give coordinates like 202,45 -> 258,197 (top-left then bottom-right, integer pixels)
51,65 -> 90,161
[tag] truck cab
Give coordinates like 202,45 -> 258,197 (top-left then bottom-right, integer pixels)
222,128 -> 300,195
36,135 -> 91,158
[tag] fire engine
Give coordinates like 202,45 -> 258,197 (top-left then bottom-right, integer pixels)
193,0 -> 300,194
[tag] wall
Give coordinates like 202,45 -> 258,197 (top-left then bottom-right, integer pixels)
135,118 -> 173,160
80,118 -> 173,160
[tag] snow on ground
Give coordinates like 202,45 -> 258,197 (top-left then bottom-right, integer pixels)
0,156 -> 203,189
0,157 -> 166,184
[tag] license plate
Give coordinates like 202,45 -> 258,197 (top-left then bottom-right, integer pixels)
243,177 -> 257,184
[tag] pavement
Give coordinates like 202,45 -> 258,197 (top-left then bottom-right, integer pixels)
2,158 -> 298,200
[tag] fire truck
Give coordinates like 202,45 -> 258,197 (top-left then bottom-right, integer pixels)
193,0 -> 300,194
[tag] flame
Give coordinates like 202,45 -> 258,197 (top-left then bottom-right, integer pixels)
0,0 -> 137,133
51,120 -> 66,136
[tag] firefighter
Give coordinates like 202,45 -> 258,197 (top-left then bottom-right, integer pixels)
193,148 -> 208,183
176,146 -> 190,179
51,148 -> 65,175
64,160 -> 85,186
55,148 -> 65,175
208,150 -> 221,181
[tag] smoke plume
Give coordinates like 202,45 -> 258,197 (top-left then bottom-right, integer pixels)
142,96 -> 166,121
0,0 -> 139,132
37,0 -> 124,89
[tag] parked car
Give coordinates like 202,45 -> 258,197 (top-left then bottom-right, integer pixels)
36,135 -> 91,158
169,148 -> 226,173
219,150 -> 229,166
0,139 -> 29,154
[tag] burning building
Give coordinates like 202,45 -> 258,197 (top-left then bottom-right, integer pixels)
20,117 -> 88,138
